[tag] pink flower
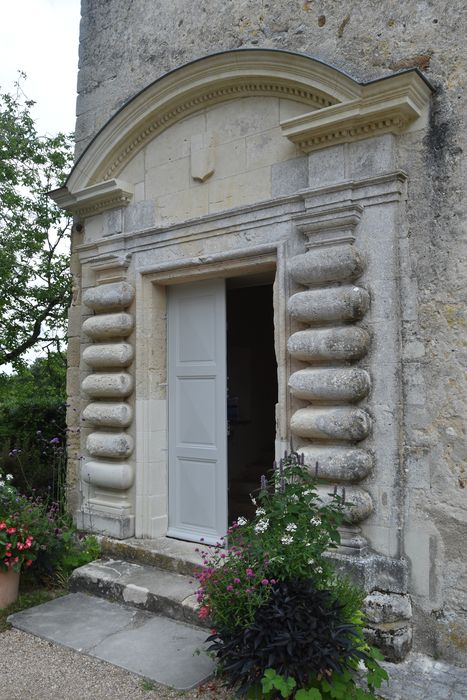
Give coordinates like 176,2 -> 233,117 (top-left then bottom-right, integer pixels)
246,568 -> 254,577
25,560 -> 32,567
233,578 -> 241,584
261,579 -> 269,586
0,523 -> 6,530
226,585 -> 234,592
6,527 -> 16,534
198,605 -> 210,620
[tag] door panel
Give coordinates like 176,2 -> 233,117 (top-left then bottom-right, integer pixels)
167,279 -> 227,544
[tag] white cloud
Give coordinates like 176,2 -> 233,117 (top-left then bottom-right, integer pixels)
0,0 -> 81,135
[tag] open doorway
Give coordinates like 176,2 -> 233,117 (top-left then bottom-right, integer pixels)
227,275 -> 277,523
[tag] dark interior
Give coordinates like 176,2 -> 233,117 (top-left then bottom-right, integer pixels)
226,279 -> 277,522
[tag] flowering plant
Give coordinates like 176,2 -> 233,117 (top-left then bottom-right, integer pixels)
195,453 -> 388,699
195,452 -> 345,631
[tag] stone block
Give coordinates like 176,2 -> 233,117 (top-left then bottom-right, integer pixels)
123,201 -> 155,232
288,286 -> 369,324
347,134 -> 396,179
308,143 -> 345,187
288,327 -> 370,362
207,166 -> 272,214
77,508 -> 135,539
363,592 -> 412,624
288,244 -> 365,286
299,445 -> 373,482
103,208 -> 123,235
289,367 -> 371,402
316,484 -> 373,524
271,155 -> 308,196
146,158 -> 190,198
291,406 -> 372,441
364,623 -> 413,663
82,402 -> 133,428
82,460 -> 134,490
86,431 -> 134,459
83,342 -> 134,368
83,282 -> 135,311
82,372 -> 134,398
246,126 -> 298,169
83,312 -> 134,339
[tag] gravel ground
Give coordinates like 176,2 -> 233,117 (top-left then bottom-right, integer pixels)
1,628 -> 233,700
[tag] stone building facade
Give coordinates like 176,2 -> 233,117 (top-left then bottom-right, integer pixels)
52,1 -> 466,666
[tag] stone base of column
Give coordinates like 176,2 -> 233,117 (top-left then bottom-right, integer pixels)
363,591 -> 413,662
76,507 -> 135,539
327,550 -> 408,593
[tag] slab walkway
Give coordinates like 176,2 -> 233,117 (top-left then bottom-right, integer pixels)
5,591 -> 467,700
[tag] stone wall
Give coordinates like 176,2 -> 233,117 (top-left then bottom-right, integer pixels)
74,0 -> 467,665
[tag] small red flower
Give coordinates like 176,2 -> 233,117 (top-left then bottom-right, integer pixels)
6,527 -> 16,534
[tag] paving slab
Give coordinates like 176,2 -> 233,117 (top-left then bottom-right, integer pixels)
70,558 -> 202,626
8,592 -> 215,690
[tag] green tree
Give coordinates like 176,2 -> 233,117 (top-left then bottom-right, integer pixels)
0,75 -> 73,368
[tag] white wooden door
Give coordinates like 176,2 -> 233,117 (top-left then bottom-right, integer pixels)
167,279 -> 227,545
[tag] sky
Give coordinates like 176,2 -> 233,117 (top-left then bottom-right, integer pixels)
0,0 -> 81,135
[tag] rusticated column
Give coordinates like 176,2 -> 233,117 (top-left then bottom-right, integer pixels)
288,241 -> 373,554
80,280 -> 136,538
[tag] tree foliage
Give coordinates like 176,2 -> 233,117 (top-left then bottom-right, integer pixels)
0,75 -> 73,368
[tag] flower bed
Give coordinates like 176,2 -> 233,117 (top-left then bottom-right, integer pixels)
195,453 -> 388,699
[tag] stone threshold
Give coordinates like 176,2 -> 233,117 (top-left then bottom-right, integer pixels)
96,535 -> 206,576
70,557 -> 205,628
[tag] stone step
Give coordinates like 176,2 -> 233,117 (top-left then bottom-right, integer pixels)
97,535 -> 203,576
70,558 -> 205,628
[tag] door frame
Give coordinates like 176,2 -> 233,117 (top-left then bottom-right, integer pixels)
134,244 -> 288,539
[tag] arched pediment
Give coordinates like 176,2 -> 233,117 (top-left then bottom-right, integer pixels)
52,49 -> 432,216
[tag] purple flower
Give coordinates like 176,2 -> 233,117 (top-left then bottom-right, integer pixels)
226,585 -> 234,592
233,578 -> 241,584
246,568 -> 254,578
50,437 -> 60,445
261,578 -> 269,586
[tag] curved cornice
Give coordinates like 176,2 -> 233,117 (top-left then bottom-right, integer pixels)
53,49 -> 433,216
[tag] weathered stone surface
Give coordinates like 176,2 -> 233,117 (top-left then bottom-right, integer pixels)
86,432 -> 134,459
82,460 -> 134,490
287,327 -> 370,362
316,484 -> 373,523
364,624 -> 413,663
289,367 -> 371,402
291,406 -> 371,441
288,286 -> 370,324
82,402 -> 133,428
83,313 -> 134,339
83,281 -> 135,311
363,592 -> 413,624
288,244 -> 365,286
82,372 -> 134,398
83,342 -> 134,368
299,445 -> 373,482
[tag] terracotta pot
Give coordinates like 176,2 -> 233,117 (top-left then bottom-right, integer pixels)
0,568 -> 20,608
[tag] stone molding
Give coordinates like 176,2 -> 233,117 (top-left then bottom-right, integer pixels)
53,50 -> 431,209
281,70 -> 432,152
49,179 -> 133,218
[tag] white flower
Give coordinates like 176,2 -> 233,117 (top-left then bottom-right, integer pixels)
310,516 -> 321,526
288,494 -> 299,503
255,507 -> 266,517
281,535 -> 294,545
251,497 -> 257,505
254,518 -> 269,533
303,489 -> 313,496
5,474 -> 13,481
307,558 -> 315,565
315,566 -> 323,575
237,516 -> 248,526
285,522 -> 297,533
0,480 -> 4,487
